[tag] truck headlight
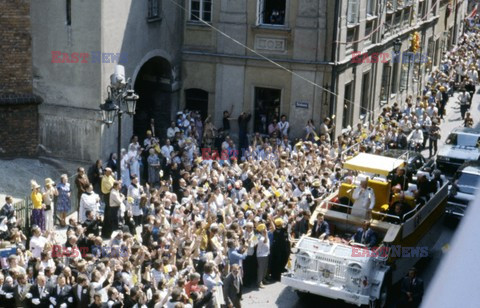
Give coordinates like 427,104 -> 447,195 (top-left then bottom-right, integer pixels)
296,251 -> 313,267
347,263 -> 363,279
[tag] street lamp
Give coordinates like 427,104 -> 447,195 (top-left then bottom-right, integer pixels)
99,65 -> 139,180
393,38 -> 402,54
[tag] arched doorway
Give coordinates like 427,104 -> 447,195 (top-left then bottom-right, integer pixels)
185,88 -> 208,121
133,57 -> 172,141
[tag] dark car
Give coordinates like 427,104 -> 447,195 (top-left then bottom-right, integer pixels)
436,127 -> 480,175
382,149 -> 432,183
447,161 -> 480,219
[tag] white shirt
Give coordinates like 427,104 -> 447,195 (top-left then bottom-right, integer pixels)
256,235 -> 270,257
128,184 -> 144,216
161,145 -> 174,158
167,127 -> 180,139
278,121 -> 290,136
408,129 -> 424,144
79,192 -> 100,223
29,235 -> 47,259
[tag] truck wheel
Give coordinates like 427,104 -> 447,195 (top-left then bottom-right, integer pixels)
369,280 -> 389,308
296,290 -> 308,299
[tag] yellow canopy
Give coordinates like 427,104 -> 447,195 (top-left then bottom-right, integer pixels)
343,153 -> 405,176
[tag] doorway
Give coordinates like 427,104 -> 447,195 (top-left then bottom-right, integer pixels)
134,57 -> 172,141
254,87 -> 281,134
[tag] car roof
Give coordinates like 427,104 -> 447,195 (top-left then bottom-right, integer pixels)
458,161 -> 480,175
451,127 -> 480,135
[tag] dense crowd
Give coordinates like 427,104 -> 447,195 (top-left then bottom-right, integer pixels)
0,19 -> 479,308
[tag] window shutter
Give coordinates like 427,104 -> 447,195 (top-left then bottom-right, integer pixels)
257,0 -> 265,24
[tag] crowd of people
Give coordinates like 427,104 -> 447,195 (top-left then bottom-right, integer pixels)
1,19 -> 480,308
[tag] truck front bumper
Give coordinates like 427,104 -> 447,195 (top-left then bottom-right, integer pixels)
281,273 -> 370,306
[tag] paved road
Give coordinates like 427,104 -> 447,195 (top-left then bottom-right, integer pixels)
241,88 -> 480,307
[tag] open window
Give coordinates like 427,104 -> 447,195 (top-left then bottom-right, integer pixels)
190,0 -> 212,22
257,0 -> 286,26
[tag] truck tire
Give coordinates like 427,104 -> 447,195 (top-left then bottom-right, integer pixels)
296,290 -> 308,299
369,271 -> 391,308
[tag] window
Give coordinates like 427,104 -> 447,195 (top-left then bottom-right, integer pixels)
394,12 -> 402,26
148,0 -> 160,19
343,82 -> 354,129
387,0 -> 397,13
185,89 -> 208,121
402,8 -> 411,26
391,61 -> 399,94
400,63 -> 408,91
381,65 -> 391,101
417,1 -> 425,18
66,0 -> 71,26
365,20 -> 375,41
257,0 -> 286,25
347,0 -> 359,25
190,0 -> 212,22
367,0 -> 375,17
361,72 -> 370,117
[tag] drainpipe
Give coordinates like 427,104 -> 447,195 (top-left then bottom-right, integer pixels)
329,0 -> 340,135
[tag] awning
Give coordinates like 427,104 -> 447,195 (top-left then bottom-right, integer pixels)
343,153 -> 405,176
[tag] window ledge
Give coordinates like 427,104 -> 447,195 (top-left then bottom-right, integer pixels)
347,23 -> 359,29
390,93 -> 397,99
366,15 -> 377,21
147,16 -> 162,23
187,21 -> 212,28
253,24 -> 291,32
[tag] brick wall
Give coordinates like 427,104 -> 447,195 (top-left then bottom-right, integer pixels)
0,98 -> 40,157
0,0 -> 33,94
0,0 -> 41,157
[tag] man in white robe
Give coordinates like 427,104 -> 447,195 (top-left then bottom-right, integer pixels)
351,179 -> 376,220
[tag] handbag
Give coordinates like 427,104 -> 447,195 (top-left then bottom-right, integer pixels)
45,204 -> 51,211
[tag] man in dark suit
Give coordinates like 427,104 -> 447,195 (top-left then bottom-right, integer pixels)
223,264 -> 242,308
49,275 -> 73,308
351,221 -> 377,248
14,273 -> 31,308
28,274 -> 52,308
1,275 -> 16,307
72,274 -> 90,308
310,213 -> 330,239
391,167 -> 409,191
293,210 -> 310,239
399,268 -> 424,308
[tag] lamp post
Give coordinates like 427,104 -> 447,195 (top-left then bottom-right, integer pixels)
100,66 -> 139,180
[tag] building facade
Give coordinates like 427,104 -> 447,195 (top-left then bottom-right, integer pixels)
30,0 -> 183,161
25,0 -> 468,161
181,0 -> 467,139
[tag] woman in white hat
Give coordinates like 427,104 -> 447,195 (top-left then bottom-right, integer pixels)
42,178 -> 58,230
30,180 -> 45,231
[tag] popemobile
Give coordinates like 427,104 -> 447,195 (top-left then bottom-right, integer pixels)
282,152 -> 448,307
